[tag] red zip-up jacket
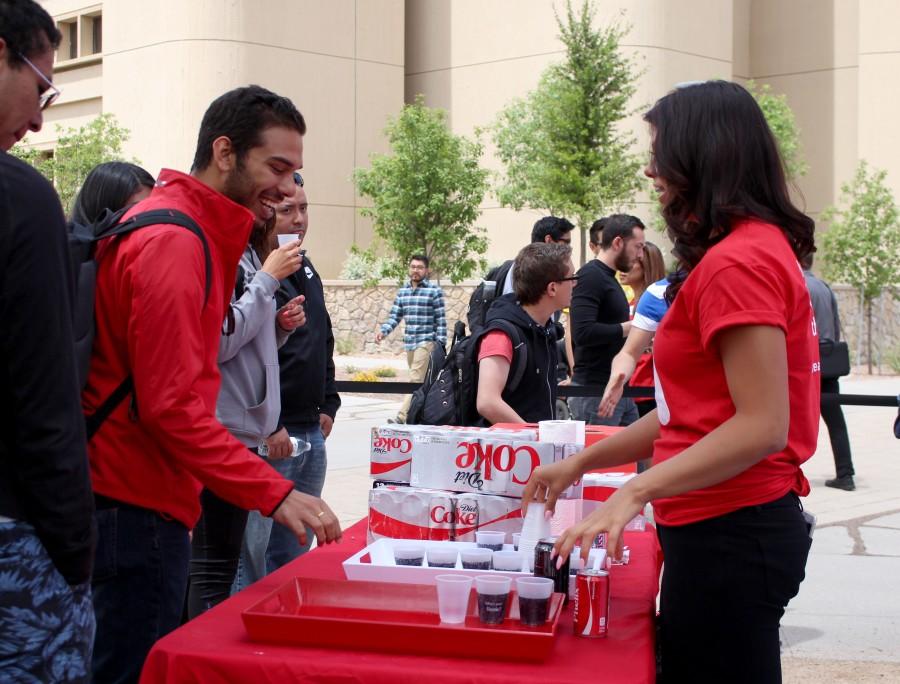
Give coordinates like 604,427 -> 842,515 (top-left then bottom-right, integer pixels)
82,170 -> 292,528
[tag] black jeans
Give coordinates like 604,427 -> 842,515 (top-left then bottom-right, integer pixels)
92,496 -> 190,684
821,377 -> 855,478
187,488 -> 249,619
656,493 -> 811,684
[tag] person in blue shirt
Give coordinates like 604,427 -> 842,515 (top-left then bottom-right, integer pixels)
376,254 -> 447,422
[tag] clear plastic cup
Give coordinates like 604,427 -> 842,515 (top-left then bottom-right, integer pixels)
491,550 -> 524,572
512,532 -> 521,551
475,575 -> 511,625
435,574 -> 472,624
393,544 -> 425,567
515,576 -> 554,626
426,547 -> 459,569
460,547 -> 492,570
475,530 -> 505,551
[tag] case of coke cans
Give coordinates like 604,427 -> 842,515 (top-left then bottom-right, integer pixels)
369,424 -> 582,500
367,483 -> 522,545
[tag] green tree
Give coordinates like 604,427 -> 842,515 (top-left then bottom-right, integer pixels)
11,113 -> 134,214
492,0 -> 643,264
821,161 -> 900,373
747,80 -> 807,181
353,96 -> 490,284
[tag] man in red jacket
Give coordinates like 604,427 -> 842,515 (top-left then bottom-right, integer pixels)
82,85 -> 341,682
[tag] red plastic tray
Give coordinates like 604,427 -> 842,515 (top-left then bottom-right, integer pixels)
242,577 -> 565,661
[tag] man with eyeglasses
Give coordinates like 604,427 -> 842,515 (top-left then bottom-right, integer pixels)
475,242 -> 575,424
0,1 -> 96,680
376,254 -> 447,423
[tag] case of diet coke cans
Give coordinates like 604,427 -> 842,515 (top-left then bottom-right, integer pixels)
369,424 -> 582,500
367,483 -> 523,545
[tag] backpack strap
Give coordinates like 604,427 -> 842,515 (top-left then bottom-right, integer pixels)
85,209 -> 213,440
479,319 -> 529,393
84,377 -> 133,441
97,209 -> 213,305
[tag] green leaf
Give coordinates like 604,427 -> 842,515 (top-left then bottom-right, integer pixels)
352,95 -> 490,283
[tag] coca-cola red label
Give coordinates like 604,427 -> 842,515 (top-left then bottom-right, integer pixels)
454,441 -> 540,486
372,436 -> 413,454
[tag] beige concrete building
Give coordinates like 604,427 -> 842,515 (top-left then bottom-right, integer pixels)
29,0 -> 900,276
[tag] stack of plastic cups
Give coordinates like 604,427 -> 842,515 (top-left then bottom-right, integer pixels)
519,502 -> 551,572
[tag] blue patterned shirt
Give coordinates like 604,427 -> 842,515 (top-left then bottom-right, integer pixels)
380,279 -> 447,350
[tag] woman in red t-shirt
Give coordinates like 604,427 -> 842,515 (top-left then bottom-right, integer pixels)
523,81 -> 817,683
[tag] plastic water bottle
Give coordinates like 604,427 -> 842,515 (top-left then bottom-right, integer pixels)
258,436 -> 311,458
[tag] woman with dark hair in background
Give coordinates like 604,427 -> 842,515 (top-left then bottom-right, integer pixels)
524,80 -> 818,683
70,160 -> 155,225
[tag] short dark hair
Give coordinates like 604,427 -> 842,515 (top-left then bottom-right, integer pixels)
191,85 -> 307,172
70,161 -> 155,225
514,242 -> 572,306
0,0 -> 61,66
592,214 -> 645,250
409,254 -> 429,268
531,216 -> 574,243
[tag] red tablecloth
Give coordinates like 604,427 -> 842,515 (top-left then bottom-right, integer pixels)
140,520 -> 661,683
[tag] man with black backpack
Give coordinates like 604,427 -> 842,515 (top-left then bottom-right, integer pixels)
475,242 -> 576,424
0,2 -> 95,679
467,216 -> 574,335
82,86 -> 341,681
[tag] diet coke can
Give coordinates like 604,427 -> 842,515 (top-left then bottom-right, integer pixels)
573,569 -> 610,638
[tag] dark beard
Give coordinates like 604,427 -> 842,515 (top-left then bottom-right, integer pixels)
614,251 -> 633,273
222,164 -> 253,208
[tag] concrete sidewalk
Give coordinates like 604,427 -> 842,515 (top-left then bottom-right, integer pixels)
320,372 -> 900,679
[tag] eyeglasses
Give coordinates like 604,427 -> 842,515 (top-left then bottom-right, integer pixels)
555,275 -> 580,283
293,171 -> 304,187
17,52 -> 61,111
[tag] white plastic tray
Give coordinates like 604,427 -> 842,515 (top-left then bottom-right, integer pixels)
342,537 -> 608,585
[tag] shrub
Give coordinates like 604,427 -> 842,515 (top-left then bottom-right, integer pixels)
339,246 -> 393,286
343,365 -> 359,375
372,366 -> 398,378
335,336 -> 357,356
352,371 -> 381,383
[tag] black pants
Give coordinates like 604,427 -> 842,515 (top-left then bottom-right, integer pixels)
821,377 -> 855,478
92,496 -> 191,684
656,493 -> 811,684
187,488 -> 248,619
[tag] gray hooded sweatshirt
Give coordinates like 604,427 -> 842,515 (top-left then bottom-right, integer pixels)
216,246 -> 291,447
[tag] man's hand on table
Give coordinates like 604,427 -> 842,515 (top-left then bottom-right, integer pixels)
273,490 -> 342,547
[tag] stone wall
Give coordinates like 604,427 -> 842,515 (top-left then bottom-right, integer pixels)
323,281 -> 900,369
323,280 -> 479,356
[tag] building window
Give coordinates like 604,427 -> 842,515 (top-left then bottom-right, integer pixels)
56,9 -> 102,62
58,19 -> 77,61
91,16 -> 102,54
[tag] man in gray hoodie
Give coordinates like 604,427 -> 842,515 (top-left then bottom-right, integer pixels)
187,219 -> 307,616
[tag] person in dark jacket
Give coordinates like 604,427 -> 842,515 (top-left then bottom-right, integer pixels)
475,242 -> 575,424
0,2 -> 95,680
569,214 -> 646,426
801,253 -> 856,491
233,175 -> 341,589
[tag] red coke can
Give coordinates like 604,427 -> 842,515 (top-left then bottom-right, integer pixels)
573,569 -> 610,637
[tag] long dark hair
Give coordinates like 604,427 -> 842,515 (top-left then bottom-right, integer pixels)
70,161 -> 155,225
643,81 -> 814,300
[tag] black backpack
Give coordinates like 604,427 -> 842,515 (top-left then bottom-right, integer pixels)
70,208 -> 212,440
466,260 -> 514,335
406,319 -> 528,426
